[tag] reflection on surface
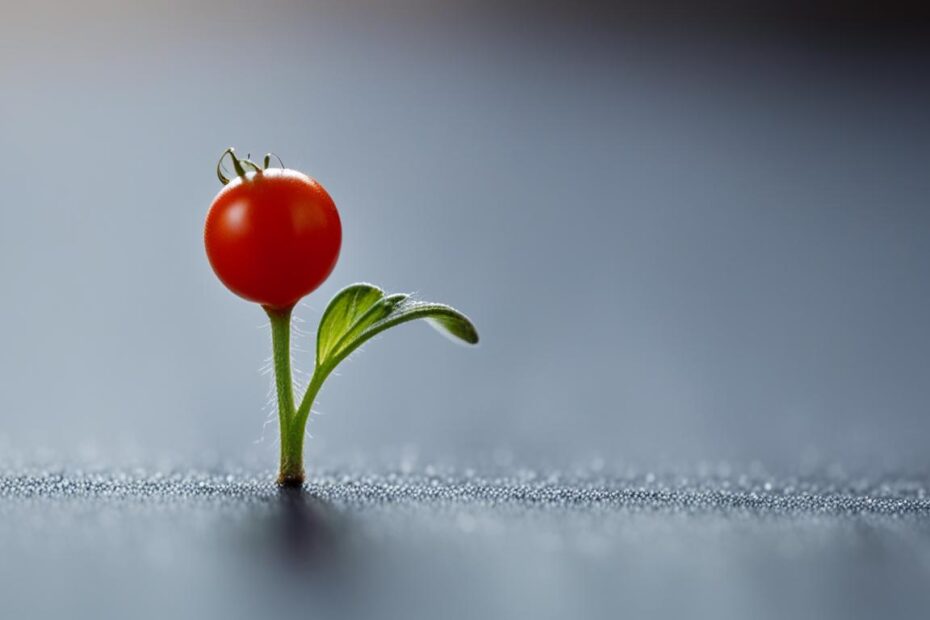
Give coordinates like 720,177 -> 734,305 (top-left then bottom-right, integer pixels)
271,486 -> 342,571
228,484 -> 361,619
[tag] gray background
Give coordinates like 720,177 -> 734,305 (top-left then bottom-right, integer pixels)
1,0 -> 929,472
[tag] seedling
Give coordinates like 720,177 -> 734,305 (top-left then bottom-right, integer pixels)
205,148 -> 478,485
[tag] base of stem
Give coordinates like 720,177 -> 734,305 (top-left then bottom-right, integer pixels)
276,470 -> 305,487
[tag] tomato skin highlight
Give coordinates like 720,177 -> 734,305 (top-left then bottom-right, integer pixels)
204,168 -> 342,309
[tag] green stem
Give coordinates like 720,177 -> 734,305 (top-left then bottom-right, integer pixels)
265,306 -> 303,486
294,366 -> 328,442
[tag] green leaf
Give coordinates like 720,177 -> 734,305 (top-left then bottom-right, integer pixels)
315,283 -> 479,372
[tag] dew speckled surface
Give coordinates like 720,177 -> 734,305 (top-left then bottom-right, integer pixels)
2,463 -> 930,620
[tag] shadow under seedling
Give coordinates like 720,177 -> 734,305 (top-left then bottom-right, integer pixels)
273,486 -> 341,570
205,148 -> 479,485
235,486 -> 348,582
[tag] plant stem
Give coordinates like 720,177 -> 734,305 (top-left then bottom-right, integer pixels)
294,366 -> 327,442
265,306 -> 304,486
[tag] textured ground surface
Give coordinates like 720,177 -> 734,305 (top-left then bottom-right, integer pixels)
2,464 -> 930,620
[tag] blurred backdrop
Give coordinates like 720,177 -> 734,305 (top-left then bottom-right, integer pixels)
1,0 -> 929,471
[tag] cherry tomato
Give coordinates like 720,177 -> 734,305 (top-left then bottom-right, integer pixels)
205,168 -> 341,309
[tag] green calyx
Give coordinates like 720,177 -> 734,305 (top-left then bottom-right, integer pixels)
266,283 -> 479,486
216,147 -> 284,185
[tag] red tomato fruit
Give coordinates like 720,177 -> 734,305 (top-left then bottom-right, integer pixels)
205,168 -> 341,309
